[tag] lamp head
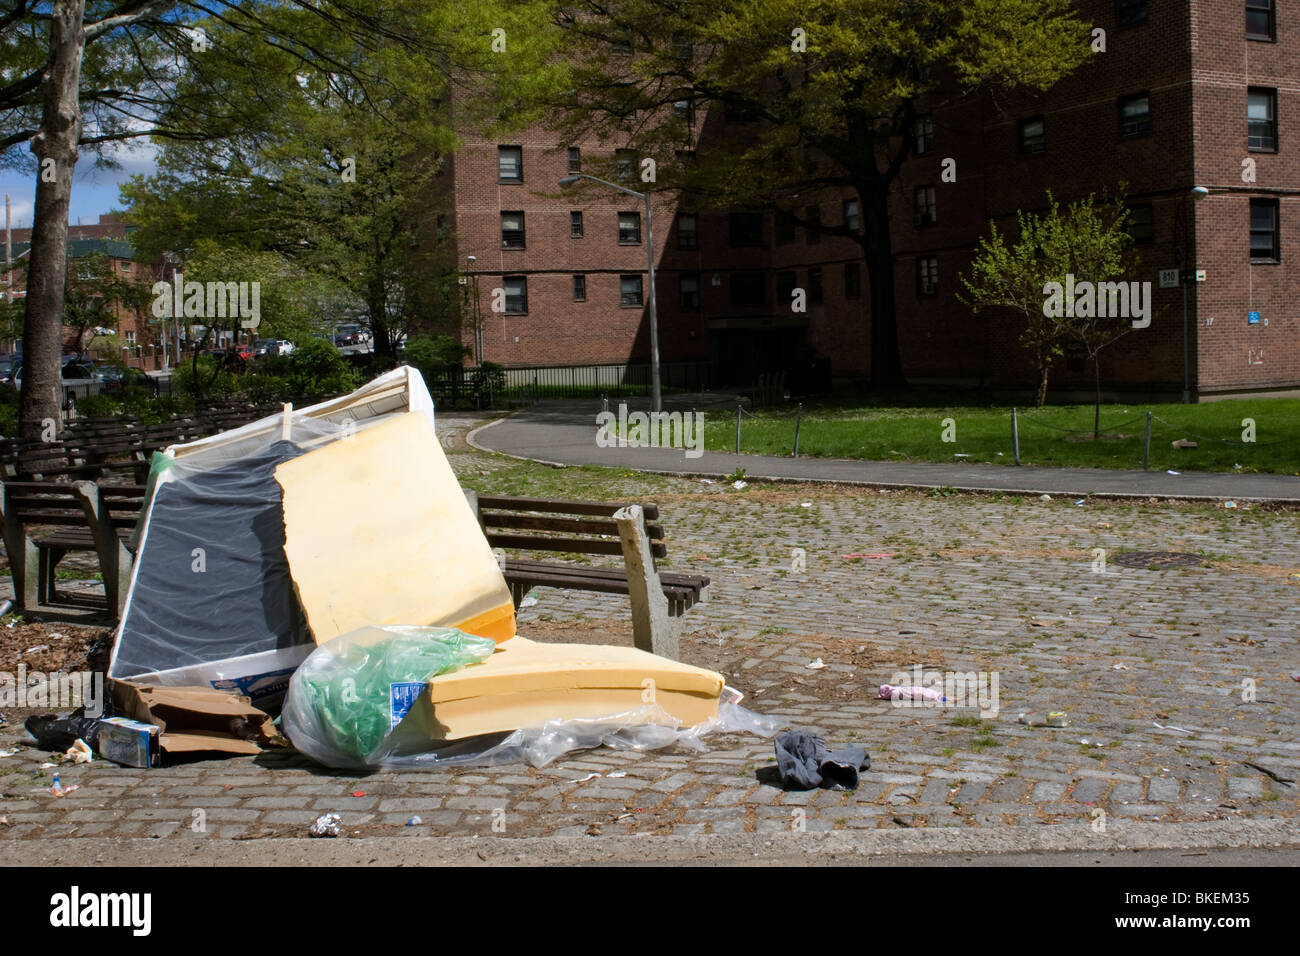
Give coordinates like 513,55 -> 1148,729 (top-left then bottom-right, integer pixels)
558,176 -> 581,186
1190,186 -> 1210,200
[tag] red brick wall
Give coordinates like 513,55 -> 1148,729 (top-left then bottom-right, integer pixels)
446,0 -> 1299,396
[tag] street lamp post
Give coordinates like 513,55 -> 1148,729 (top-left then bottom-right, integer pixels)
1180,186 -> 1210,404
560,173 -> 661,413
466,255 -> 482,363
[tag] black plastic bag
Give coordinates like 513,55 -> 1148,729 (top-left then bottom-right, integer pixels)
24,710 -> 104,753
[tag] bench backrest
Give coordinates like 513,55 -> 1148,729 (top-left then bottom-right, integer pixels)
1,480 -> 148,530
475,494 -> 667,560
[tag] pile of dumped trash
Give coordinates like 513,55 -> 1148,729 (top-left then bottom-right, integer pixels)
24,369 -> 780,771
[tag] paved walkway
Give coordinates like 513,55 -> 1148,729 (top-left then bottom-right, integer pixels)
3,437 -> 1296,854
469,397 -> 1300,502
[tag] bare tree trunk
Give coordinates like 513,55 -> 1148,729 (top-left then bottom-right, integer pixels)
20,0 -> 86,444
1093,354 -> 1102,440
1036,366 -> 1049,407
856,183 -> 906,393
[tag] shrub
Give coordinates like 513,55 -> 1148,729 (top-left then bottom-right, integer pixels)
74,393 -> 122,419
173,355 -> 240,402
282,338 -> 360,398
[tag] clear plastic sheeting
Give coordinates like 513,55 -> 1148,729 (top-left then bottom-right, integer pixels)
286,681 -> 785,771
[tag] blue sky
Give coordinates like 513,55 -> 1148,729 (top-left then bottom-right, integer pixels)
1,140 -> 158,230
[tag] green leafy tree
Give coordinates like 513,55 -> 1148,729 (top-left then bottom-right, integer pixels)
528,0 -> 1093,391
961,191 -> 1139,426
3,0 -> 535,439
122,1 -> 560,362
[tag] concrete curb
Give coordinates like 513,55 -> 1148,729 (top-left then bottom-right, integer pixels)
5,818 -> 1296,866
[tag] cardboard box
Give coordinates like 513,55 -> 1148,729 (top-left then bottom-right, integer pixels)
97,717 -> 160,768
109,680 -> 279,759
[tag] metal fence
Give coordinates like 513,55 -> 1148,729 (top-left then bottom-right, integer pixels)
499,361 -> 712,400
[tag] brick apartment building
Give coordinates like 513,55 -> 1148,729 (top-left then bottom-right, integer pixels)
3,214 -> 166,367
453,0 -> 1297,400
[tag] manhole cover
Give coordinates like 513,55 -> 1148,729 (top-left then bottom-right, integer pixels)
1113,551 -> 1204,569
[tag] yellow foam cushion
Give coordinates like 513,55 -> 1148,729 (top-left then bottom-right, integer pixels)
276,412 -> 516,645
415,636 -> 723,740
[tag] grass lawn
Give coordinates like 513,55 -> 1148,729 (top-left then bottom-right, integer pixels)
699,397 -> 1300,474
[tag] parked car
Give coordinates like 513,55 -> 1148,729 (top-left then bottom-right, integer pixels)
94,364 -> 160,396
197,348 -> 248,369
12,356 -> 97,398
0,355 -> 19,387
254,338 -> 297,358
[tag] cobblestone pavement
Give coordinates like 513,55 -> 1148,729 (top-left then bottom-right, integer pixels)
0,414 -> 1296,852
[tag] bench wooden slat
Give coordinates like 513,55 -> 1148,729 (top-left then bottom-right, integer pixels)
477,495 -> 659,521
487,533 -> 668,559
481,511 -> 664,541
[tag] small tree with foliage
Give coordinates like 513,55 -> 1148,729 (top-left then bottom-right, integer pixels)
961,191 -> 1137,420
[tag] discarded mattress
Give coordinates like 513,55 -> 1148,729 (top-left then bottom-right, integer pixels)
108,367 -> 445,707
405,635 -> 723,741
275,410 -> 516,645
283,630 -> 733,769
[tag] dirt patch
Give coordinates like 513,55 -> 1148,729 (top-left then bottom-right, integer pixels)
0,620 -> 108,674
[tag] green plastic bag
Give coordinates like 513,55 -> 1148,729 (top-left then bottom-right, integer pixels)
283,626 -> 497,766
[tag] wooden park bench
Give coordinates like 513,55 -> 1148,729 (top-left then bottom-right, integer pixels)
466,493 -> 709,659
0,480 -> 148,615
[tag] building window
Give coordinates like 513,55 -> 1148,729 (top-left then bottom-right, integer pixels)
914,186 -> 937,226
1249,199 -> 1280,261
728,212 -> 764,246
1248,88 -> 1278,151
843,199 -> 860,232
568,147 -> 581,173
673,32 -> 694,62
775,270 -> 797,302
120,260 -> 132,273
673,97 -> 695,125
436,214 -> 449,240
775,210 -> 796,245
615,149 -> 637,182
611,31 -> 632,54
1126,204 -> 1155,244
498,145 -> 522,182
677,212 -> 698,250
570,210 -> 584,238
1246,0 -> 1275,39
1066,339 -> 1087,373
917,257 -> 939,296
125,330 -> 137,345
573,275 -> 587,301
500,211 -> 525,249
503,276 -> 527,313
680,273 -> 700,310
618,211 -> 642,244
730,272 -> 766,306
914,114 -> 934,155
805,205 -> 821,244
1019,117 -> 1045,155
1115,0 -> 1148,28
620,274 -> 644,307
844,262 -> 861,299
808,266 -> 823,305
1118,93 -> 1151,136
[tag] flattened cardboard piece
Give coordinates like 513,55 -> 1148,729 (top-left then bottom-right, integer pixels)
409,636 -> 724,741
110,679 -> 277,757
275,411 -> 516,646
